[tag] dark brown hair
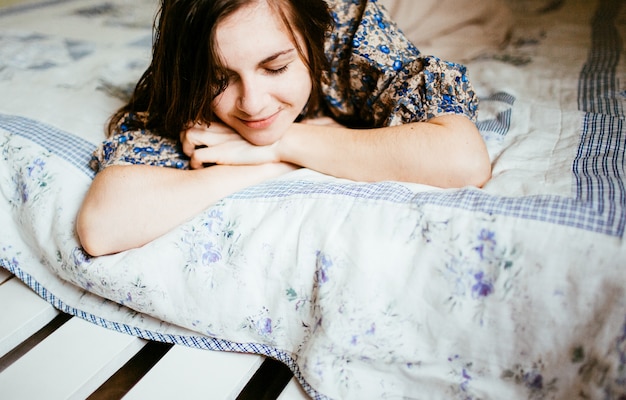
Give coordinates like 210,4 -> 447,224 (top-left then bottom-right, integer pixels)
107,0 -> 333,140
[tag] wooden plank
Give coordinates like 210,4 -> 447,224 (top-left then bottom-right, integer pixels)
0,317 -> 146,400
278,378 -> 310,400
0,277 -> 59,358
236,357 -> 293,400
0,268 -> 12,284
88,341 -> 173,399
124,345 -> 264,400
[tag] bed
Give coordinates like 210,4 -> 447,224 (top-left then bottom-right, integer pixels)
1,0 -> 625,399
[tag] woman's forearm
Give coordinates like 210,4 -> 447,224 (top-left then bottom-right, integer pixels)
280,114 -> 491,188
76,163 -> 295,256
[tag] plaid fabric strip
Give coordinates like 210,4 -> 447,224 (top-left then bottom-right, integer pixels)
578,0 -> 624,117
572,0 -> 626,236
476,91 -> 515,136
229,179 -> 418,203
573,113 -> 626,236
0,113 -> 95,179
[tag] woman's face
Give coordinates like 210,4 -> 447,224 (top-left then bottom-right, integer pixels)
211,1 -> 313,146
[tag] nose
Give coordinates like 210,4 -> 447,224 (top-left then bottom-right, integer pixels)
236,75 -> 267,117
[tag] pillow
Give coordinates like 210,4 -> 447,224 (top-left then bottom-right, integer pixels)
379,0 -> 513,63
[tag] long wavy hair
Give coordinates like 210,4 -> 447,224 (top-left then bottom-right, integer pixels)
107,0 -> 333,140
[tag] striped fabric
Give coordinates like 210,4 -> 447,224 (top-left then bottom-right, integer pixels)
0,114 -> 96,179
476,91 -> 515,136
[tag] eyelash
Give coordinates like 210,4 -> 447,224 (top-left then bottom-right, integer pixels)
221,64 -> 290,85
266,65 -> 289,75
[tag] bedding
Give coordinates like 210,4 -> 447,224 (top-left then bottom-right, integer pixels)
1,0 -> 625,399
379,0 -> 514,63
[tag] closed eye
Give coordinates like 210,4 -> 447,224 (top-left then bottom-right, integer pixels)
265,64 -> 289,75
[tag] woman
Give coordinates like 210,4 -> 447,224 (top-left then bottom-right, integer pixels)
77,0 -> 491,256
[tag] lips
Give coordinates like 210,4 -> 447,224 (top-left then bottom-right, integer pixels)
239,110 -> 280,130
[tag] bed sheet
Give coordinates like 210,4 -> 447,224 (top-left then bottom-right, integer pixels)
1,0 -> 625,399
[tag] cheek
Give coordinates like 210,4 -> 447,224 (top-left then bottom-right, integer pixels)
286,67 -> 313,106
210,91 -> 234,120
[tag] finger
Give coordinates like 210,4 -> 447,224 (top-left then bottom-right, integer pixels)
188,145 -> 227,169
180,130 -> 196,157
186,128 -> 242,146
181,128 -> 241,159
189,152 -> 206,169
190,141 -> 273,167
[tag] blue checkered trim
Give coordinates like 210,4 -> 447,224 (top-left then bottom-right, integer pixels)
476,91 -> 515,136
229,179 -> 418,203
573,113 -> 625,235
233,181 -> 613,233
578,0 -> 625,117
0,114 -> 96,179
0,258 -> 329,400
572,0 -> 626,236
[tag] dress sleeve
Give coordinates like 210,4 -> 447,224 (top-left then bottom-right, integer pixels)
322,0 -> 479,127
90,113 -> 189,173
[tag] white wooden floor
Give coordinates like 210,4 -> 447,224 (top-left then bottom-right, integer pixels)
0,268 -> 309,399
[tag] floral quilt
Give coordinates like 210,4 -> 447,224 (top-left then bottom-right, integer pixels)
1,0 -> 625,399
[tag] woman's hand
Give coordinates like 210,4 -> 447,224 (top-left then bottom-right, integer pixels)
181,121 -> 280,169
181,117 -> 345,169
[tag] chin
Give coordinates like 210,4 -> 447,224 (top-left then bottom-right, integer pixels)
240,122 -> 291,146
242,130 -> 280,147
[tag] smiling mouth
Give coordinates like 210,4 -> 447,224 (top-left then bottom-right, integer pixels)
239,110 -> 280,129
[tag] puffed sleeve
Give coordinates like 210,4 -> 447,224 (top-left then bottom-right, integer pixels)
322,0 -> 478,127
90,113 -> 189,173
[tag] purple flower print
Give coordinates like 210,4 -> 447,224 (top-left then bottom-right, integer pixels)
315,251 -> 333,284
460,368 -> 472,391
472,271 -> 494,298
523,370 -> 544,390
27,158 -> 45,178
16,178 -> 29,203
202,209 -> 224,233
201,242 -> 221,265
474,229 -> 496,260
257,317 -> 272,335
72,247 -> 92,267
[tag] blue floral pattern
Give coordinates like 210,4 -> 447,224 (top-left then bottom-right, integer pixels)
324,0 -> 478,126
92,113 -> 189,171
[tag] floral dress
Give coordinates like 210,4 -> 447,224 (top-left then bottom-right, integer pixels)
91,0 -> 478,172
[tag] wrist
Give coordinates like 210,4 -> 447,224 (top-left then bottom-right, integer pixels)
275,122 -> 303,165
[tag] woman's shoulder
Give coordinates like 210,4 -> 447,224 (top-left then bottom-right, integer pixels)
325,0 -> 421,67
321,0 -> 478,126
91,112 -> 189,173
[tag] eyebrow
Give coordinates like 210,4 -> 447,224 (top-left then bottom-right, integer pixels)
260,48 -> 296,64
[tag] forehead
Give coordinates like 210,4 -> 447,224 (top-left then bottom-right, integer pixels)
215,1 -> 295,61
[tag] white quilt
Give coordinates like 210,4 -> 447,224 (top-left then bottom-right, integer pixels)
1,0 -> 625,399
